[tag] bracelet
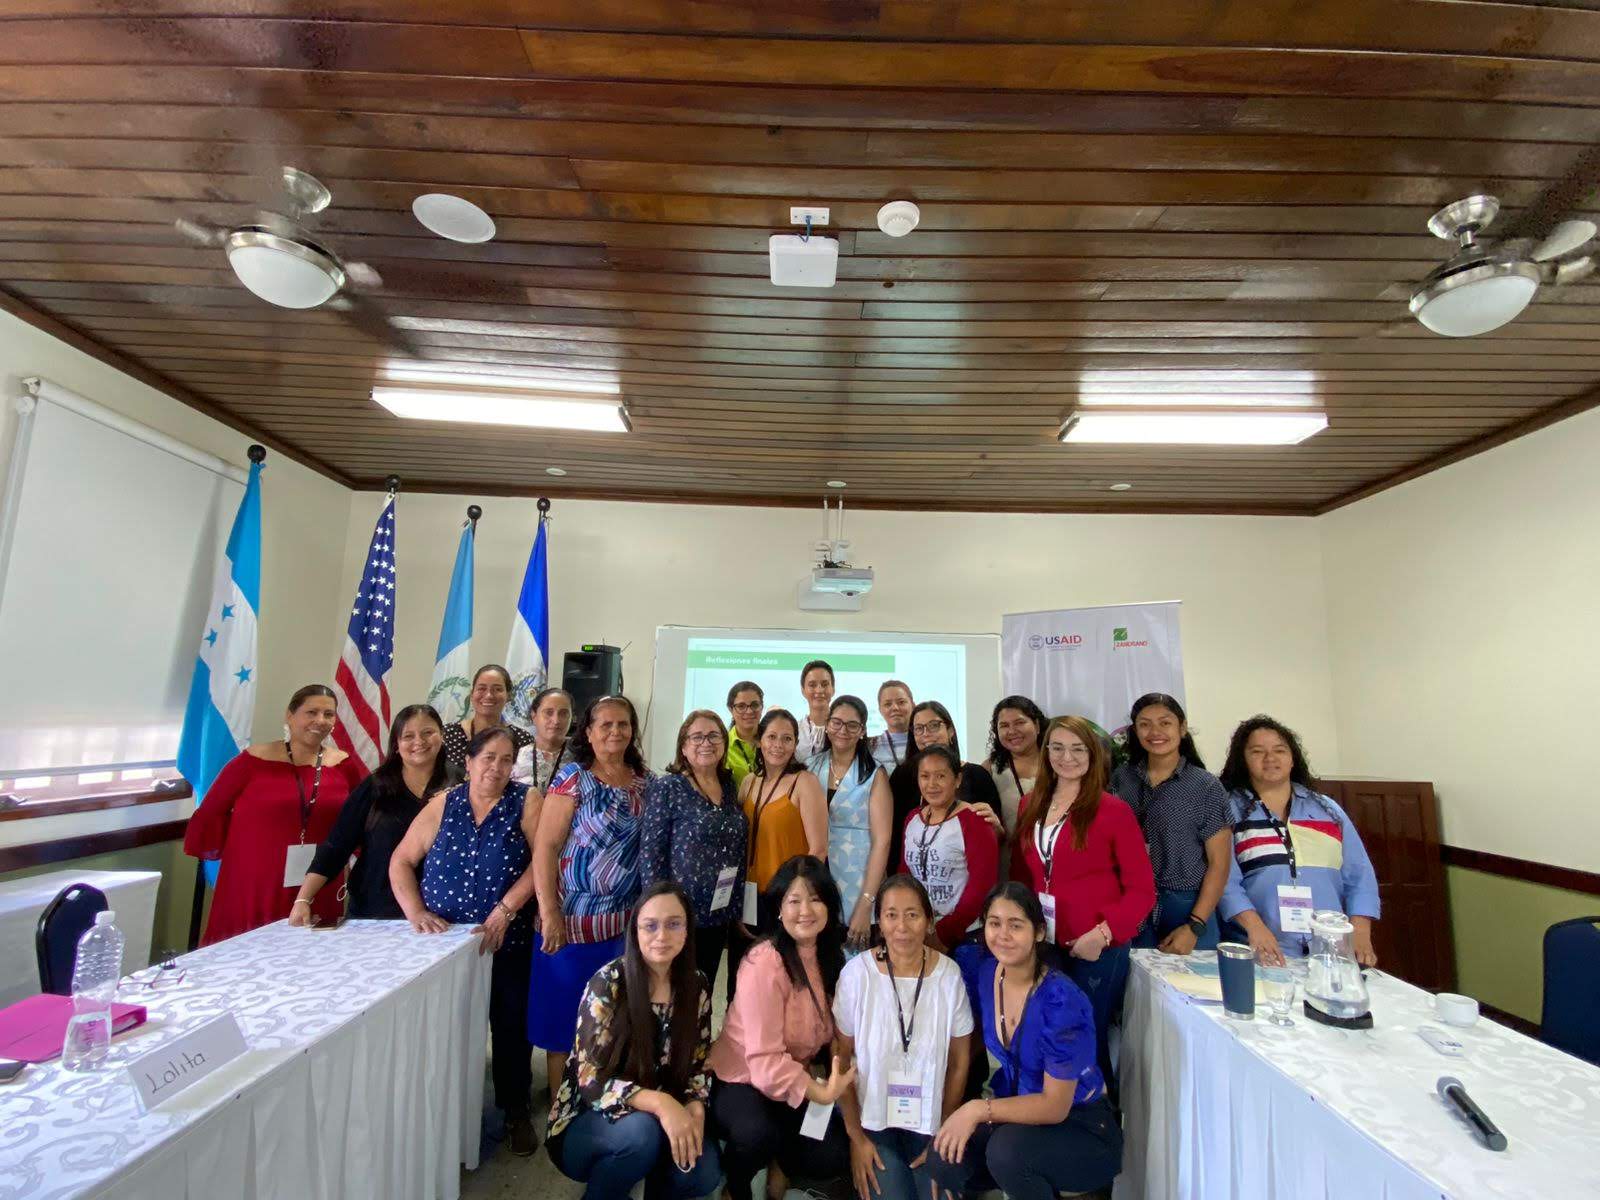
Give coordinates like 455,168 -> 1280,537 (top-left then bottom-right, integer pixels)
985,1098 -> 994,1124
494,900 -> 516,920
291,898 -> 311,908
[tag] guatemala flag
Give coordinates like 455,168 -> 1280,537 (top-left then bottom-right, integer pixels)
505,513 -> 550,727
177,456 -> 262,885
427,518 -> 475,722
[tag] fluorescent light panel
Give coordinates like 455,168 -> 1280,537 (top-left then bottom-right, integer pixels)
380,364 -> 619,395
1059,409 -> 1327,446
373,385 -> 629,433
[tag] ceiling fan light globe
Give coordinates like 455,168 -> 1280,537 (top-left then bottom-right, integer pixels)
1410,259 -> 1539,337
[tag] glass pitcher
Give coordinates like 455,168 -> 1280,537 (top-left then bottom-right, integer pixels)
1303,909 -> 1371,1024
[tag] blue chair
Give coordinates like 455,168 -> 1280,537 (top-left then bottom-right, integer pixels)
35,883 -> 108,995
1541,915 -> 1600,1066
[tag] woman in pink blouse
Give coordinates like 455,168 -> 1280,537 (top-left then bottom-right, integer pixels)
708,855 -> 857,1200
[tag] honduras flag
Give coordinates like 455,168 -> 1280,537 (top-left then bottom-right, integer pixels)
505,513 -> 549,727
426,518 -> 475,722
177,457 -> 262,886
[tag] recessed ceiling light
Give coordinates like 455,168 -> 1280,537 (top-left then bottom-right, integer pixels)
1108,483 -> 1133,492
826,480 -> 847,488
412,193 -> 496,243
373,383 -> 629,433
1059,409 -> 1327,446
546,467 -> 568,476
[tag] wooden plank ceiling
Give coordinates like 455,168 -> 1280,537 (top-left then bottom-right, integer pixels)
3,1 -> 1600,514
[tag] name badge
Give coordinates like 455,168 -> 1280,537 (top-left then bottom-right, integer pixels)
126,1012 -> 248,1113
800,1099 -> 835,1140
1040,893 -> 1058,942
1277,884 -> 1315,934
710,867 -> 738,912
282,842 -> 315,887
886,1060 -> 925,1131
741,881 -> 760,926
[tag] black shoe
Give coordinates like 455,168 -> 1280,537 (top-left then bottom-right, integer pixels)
506,1115 -> 539,1157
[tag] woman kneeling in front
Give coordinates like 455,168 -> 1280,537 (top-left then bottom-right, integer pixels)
547,881 -> 722,1200
929,883 -> 1123,1200
835,874 -> 973,1200
708,855 -> 856,1200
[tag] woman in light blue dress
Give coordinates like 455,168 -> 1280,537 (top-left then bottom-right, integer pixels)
807,695 -> 893,953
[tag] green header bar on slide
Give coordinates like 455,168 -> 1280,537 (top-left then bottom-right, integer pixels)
688,650 -> 896,671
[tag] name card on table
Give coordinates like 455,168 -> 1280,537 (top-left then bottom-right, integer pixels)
126,1012 -> 248,1112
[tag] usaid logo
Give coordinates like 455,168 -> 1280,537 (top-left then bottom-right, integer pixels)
1028,633 -> 1083,650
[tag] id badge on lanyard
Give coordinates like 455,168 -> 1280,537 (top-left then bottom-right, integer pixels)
283,842 -> 316,887
885,1056 -> 925,1130
1277,885 -> 1314,933
711,866 -> 738,912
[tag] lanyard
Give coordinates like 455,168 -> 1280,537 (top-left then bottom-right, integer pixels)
1034,809 -> 1068,888
886,947 -> 927,1055
748,770 -> 793,868
913,805 -> 953,879
996,964 -> 1040,1094
539,744 -> 566,789
885,731 -> 903,766
1256,791 -> 1298,880
286,741 -> 325,842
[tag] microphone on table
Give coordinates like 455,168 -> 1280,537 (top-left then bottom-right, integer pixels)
1436,1076 -> 1508,1151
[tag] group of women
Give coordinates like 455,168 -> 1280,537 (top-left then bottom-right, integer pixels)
185,658 -> 1382,1199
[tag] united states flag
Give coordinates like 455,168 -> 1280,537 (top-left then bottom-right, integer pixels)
332,496 -> 397,770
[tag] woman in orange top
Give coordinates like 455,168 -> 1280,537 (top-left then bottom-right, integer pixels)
731,709 -> 827,992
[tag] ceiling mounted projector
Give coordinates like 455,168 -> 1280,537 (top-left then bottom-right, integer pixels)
769,233 -> 839,287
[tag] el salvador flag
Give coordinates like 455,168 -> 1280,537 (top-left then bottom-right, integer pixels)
427,519 -> 475,722
505,513 -> 549,727
177,457 -> 262,886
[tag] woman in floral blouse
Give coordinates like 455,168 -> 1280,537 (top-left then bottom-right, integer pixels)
546,881 -> 720,1200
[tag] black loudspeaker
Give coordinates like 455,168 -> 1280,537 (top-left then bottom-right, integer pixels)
562,644 -> 623,713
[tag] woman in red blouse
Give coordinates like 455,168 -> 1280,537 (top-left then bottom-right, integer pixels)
1011,715 -> 1154,1087
184,684 -> 368,944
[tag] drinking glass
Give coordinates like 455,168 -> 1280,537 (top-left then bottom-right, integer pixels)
1260,962 -> 1296,1026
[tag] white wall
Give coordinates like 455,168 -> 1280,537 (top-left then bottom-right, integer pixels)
343,492 -> 1342,771
1320,406 -> 1600,870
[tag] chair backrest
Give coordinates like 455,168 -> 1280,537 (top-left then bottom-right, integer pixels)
1541,915 -> 1600,1066
35,883 -> 109,995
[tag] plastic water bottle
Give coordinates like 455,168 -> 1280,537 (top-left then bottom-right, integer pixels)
61,910 -> 125,1072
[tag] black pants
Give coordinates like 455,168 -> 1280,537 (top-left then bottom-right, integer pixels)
694,922 -> 731,995
490,938 -> 534,1121
926,1099 -> 1123,1200
709,1078 -> 851,1200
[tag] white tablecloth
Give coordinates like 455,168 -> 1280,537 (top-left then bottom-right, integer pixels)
0,869 -> 162,1007
0,920 -> 493,1200
1116,949 -> 1600,1200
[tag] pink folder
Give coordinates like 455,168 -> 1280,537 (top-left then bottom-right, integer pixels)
0,993 -> 148,1063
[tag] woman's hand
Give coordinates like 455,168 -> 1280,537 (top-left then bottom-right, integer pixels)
846,899 -> 873,952
288,898 -> 316,928
1070,923 -> 1110,961
1157,924 -> 1197,956
973,803 -> 1005,836
932,1099 -> 985,1165
1244,918 -> 1285,967
472,903 -> 511,955
408,909 -> 450,934
539,906 -> 567,954
1352,924 -> 1378,968
654,1095 -> 698,1170
850,1132 -> 884,1198
805,1055 -> 858,1106
686,1099 -> 706,1161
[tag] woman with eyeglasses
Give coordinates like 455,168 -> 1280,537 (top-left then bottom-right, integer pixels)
709,856 -> 856,1200
724,680 -> 765,789
513,685 -> 575,792
640,710 -> 748,992
888,701 -> 1002,876
899,746 -> 1000,952
983,695 -> 1048,838
1012,716 -> 1154,1087
546,882 -> 721,1200
834,874 -> 973,1200
927,884 -> 1122,1200
441,664 -> 535,775
808,695 -> 893,953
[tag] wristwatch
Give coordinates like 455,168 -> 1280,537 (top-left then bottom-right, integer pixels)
1186,914 -> 1208,937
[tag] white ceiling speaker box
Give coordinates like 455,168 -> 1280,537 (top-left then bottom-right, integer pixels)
876,200 -> 920,237
769,234 -> 839,287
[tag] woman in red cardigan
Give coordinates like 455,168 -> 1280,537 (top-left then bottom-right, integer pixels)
1011,715 -> 1154,1086
899,745 -> 999,950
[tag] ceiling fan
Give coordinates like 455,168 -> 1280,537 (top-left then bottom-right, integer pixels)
1409,154 -> 1600,337
173,165 -> 423,354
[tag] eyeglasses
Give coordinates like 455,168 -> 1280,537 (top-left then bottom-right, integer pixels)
912,720 -> 947,737
638,918 -> 688,936
827,718 -> 864,734
730,701 -> 762,713
1047,742 -> 1090,757
685,732 -> 724,747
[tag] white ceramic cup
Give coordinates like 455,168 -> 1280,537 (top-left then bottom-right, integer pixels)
1434,992 -> 1480,1027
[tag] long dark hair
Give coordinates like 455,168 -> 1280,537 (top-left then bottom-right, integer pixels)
568,694 -> 647,774
752,708 -> 802,777
595,882 -> 703,1097
368,704 -> 449,827
912,744 -> 963,806
986,695 -> 1046,771
1219,714 -> 1314,794
981,881 -> 1049,982
910,700 -> 961,759
1124,693 -> 1205,770
762,855 -> 845,997
820,695 -> 877,779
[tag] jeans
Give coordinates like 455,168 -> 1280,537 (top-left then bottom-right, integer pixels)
488,939 -> 533,1121
926,1099 -> 1123,1200
548,1108 -> 722,1200
709,1078 -> 851,1200
1133,887 -> 1221,952
864,1126 -> 935,1200
1066,943 -> 1131,1089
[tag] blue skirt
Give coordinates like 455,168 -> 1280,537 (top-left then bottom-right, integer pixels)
527,932 -> 625,1052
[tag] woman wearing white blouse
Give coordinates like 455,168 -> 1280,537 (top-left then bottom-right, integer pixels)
835,874 -> 973,1200
512,686 -> 574,791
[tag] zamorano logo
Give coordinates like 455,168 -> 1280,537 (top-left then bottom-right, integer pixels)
1112,625 -> 1150,649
